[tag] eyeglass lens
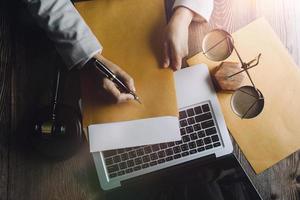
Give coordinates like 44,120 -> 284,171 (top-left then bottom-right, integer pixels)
202,29 -> 234,61
230,86 -> 264,119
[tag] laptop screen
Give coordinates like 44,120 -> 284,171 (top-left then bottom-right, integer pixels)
105,155 -> 262,200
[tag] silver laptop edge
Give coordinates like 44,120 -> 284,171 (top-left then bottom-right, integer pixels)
93,64 -> 233,190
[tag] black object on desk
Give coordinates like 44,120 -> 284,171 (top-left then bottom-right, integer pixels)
30,67 -> 83,160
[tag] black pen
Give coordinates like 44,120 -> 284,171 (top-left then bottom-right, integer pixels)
91,58 -> 142,104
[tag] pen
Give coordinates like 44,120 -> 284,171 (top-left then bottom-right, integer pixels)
92,58 -> 142,104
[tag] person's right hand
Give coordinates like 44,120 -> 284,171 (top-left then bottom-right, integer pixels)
93,53 -> 136,103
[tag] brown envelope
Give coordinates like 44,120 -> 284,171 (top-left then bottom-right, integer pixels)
187,18 -> 300,173
75,0 -> 178,127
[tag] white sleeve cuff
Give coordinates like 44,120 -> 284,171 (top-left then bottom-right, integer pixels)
173,0 -> 214,22
55,33 -> 103,69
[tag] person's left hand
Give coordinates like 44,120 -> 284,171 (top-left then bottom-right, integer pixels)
162,7 -> 194,71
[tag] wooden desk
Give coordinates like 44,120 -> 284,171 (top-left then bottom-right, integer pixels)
0,0 -> 299,199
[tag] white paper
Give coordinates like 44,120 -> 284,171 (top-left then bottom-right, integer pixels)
89,116 -> 181,152
175,64 -> 215,109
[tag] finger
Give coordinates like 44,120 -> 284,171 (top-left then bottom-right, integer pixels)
170,45 -> 182,71
102,78 -> 134,103
162,41 -> 170,68
102,78 -> 121,99
116,93 -> 135,103
115,69 -> 136,92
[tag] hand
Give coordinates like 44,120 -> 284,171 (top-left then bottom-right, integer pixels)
162,7 -> 194,70
93,53 -> 136,103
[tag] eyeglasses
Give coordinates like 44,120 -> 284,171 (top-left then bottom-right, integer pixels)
202,29 -> 264,119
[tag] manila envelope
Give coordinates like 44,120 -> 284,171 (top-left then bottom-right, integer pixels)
75,0 -> 178,127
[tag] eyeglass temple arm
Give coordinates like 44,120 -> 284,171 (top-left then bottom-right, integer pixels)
227,53 -> 262,78
231,46 -> 259,89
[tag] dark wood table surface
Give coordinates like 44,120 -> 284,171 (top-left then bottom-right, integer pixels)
1,0 -> 300,199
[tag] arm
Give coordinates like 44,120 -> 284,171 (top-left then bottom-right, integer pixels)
163,0 -> 214,70
23,0 -> 102,69
23,0 -> 135,103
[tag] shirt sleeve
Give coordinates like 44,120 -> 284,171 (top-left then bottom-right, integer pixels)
173,0 -> 214,22
23,0 -> 102,69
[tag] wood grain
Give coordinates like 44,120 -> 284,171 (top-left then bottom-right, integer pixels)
165,0 -> 300,199
7,15 -> 99,199
0,1 -> 11,199
3,0 -> 300,200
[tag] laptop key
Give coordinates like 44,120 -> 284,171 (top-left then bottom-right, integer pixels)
107,164 -> 119,173
193,124 -> 201,131
109,173 -> 117,178
204,137 -> 212,144
136,148 -> 144,156
205,144 -> 213,150
117,149 -> 125,154
173,146 -> 181,153
142,163 -> 150,169
187,108 -> 195,117
202,104 -> 210,112
166,156 -> 173,161
195,113 -> 212,122
119,162 -> 127,170
197,147 -> 205,152
129,151 -> 137,158
197,130 -> 206,138
167,142 -> 175,147
196,139 -> 204,146
127,160 -> 134,167
125,147 -> 133,152
190,149 -> 197,154
194,106 -> 202,114
187,117 -> 195,125
190,133 -> 198,140
182,135 -> 190,143
174,154 -> 181,159
179,111 -> 187,119
213,142 -> 221,147
186,126 -> 193,133
211,135 -> 220,142
188,141 -> 196,149
158,150 -> 166,158
150,153 -> 158,160
165,148 -> 174,156
180,128 -> 186,135
175,140 -> 183,145
125,168 -> 133,174
105,157 -> 113,165
159,143 -> 168,149
142,155 -> 150,162
150,161 -> 157,166
121,153 -> 129,161
133,165 -> 141,171
181,151 -> 189,157
206,127 -> 217,136
181,144 -> 189,151
134,157 -> 142,165
103,150 -> 117,157
201,120 -> 214,129
158,159 -> 165,164
180,119 -> 188,127
117,171 -> 125,176
113,155 -> 121,163
152,144 -> 160,152
144,146 -> 152,154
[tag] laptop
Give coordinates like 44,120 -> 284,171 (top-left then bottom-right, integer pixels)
92,64 -> 234,190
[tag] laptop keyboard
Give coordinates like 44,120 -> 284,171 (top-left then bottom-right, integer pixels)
102,101 -> 222,179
